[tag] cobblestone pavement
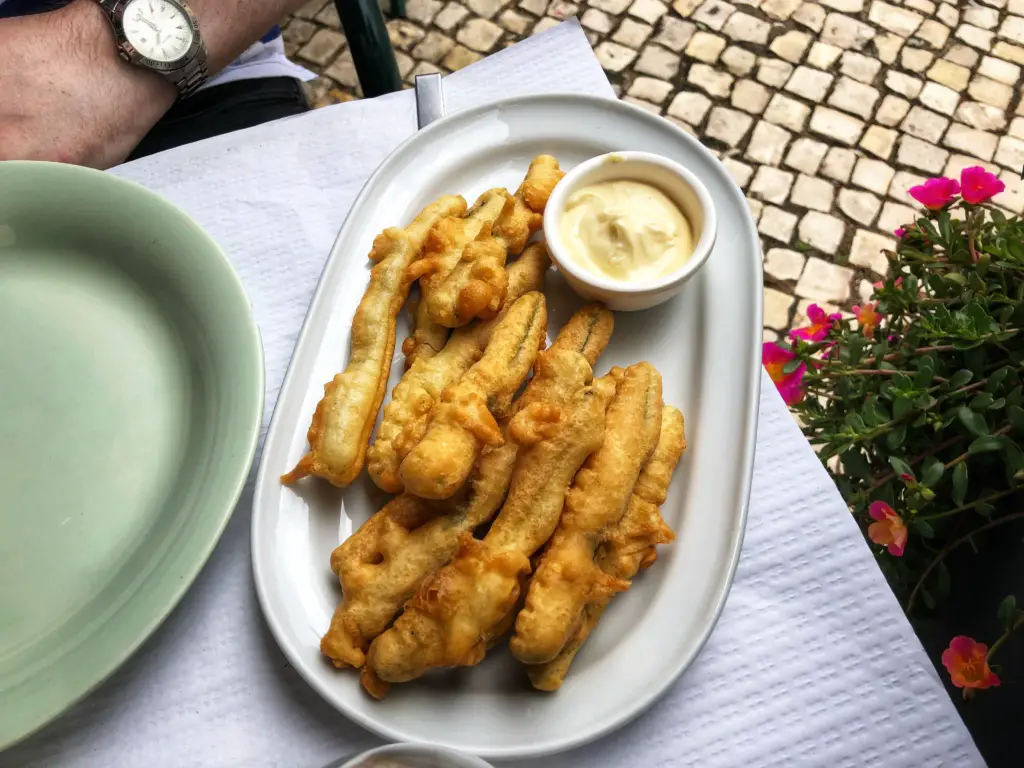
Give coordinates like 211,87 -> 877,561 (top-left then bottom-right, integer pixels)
284,0 -> 1024,341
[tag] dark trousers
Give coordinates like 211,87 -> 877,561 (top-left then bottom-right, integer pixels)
127,76 -> 310,162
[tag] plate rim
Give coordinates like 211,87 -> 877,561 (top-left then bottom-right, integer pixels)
0,161 -> 266,751
251,93 -> 762,759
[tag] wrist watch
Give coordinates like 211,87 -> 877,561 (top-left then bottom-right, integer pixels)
91,0 -> 209,98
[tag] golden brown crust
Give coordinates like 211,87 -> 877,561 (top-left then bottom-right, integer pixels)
281,195 -> 466,487
402,293 -> 450,370
365,376 -> 618,685
365,244 -> 550,494
322,305 -> 612,678
510,363 -> 663,665
408,189 -> 510,328
399,292 -> 548,500
435,156 -> 565,327
527,406 -> 685,691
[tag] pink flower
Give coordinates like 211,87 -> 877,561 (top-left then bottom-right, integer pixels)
763,343 -> 806,406
790,303 -> 842,342
894,227 -> 907,238
960,166 -> 1005,205
909,176 -> 961,210
868,501 -> 907,556
873,277 -> 903,290
853,302 -> 883,338
942,636 -> 1000,693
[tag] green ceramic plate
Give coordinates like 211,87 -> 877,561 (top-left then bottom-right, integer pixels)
0,162 -> 264,749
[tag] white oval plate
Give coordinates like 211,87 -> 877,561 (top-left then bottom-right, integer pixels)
252,94 -> 762,760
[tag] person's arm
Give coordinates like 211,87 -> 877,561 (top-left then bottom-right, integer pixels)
0,0 -> 309,169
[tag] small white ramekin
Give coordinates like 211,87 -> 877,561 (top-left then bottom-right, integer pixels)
336,743 -> 494,768
543,151 -> 717,311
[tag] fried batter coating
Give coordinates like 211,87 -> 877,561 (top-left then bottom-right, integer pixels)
528,406 -> 685,691
320,443 -> 518,670
365,375 -> 618,685
401,293 -> 449,370
366,243 -> 550,494
281,195 -> 467,486
407,189 -> 510,327
510,362 -> 663,665
399,291 -> 548,500
321,305 -> 613,677
436,156 -> 566,327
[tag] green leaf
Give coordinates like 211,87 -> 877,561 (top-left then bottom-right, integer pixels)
893,397 -> 913,419
986,367 -> 1011,392
923,588 -> 937,610
915,518 -> 935,539
889,456 -> 915,480
952,463 -> 968,506
950,369 -> 974,388
938,210 -> 952,246
921,457 -> 944,487
1008,405 -> 1024,430
782,358 -> 803,374
959,406 -> 990,436
841,450 -> 872,480
886,424 -> 908,449
968,435 -> 1005,454
989,398 -> 1006,411
1004,438 -> 1024,473
1007,385 -> 1023,407
970,393 -> 995,410
976,502 -> 995,518
998,595 -> 1018,629
913,366 -> 937,391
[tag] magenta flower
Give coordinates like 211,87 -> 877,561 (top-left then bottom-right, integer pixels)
909,177 -> 961,210
960,166 -> 1005,205
763,343 -> 806,406
790,303 -> 842,342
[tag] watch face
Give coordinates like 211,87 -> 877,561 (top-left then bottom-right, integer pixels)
122,0 -> 194,63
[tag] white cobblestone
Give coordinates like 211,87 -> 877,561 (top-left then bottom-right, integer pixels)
980,55 -> 1022,86
995,135 -> 1024,171
634,44 -> 680,78
722,157 -> 755,188
889,170 -> 927,201
667,90 -> 712,124
821,12 -> 877,49
795,255 -> 853,300
784,138 -> 829,175
828,76 -> 881,119
876,95 -> 911,127
839,188 -> 882,226
721,45 -> 757,75
785,66 -> 834,101
706,106 -> 755,146
793,2 -> 827,31
764,247 -> 807,281
821,146 -> 858,182
758,57 -> 795,87
723,12 -> 772,44
878,201 -> 918,234
852,157 -> 896,195
807,41 -> 843,69
900,106 -> 949,143
613,19 -> 654,47
751,166 -> 796,204
692,0 -> 737,30
732,79 -> 772,115
764,93 -> 811,132
943,124 -> 999,162
688,63 -> 734,97
764,288 -> 796,331
919,81 -> 961,115
686,31 -> 727,63
626,76 -> 673,103
840,51 -> 882,82
771,30 -> 812,63
791,175 -> 836,212
927,60 -> 970,91
758,205 -> 799,242
849,230 -> 894,275
860,126 -> 898,159
969,76 -> 1014,110
653,17 -> 695,50
897,134 -> 950,173
746,120 -> 792,165
810,106 -> 866,146
886,71 -> 923,98
868,1 -> 923,37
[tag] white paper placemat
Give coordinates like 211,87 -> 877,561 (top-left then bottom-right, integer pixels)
4,20 -> 982,768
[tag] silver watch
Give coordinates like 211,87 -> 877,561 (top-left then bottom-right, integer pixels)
92,0 -> 209,98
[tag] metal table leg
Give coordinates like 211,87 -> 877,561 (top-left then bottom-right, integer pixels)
334,0 -> 403,97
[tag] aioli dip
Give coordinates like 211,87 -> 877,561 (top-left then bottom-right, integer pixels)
559,180 -> 694,282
